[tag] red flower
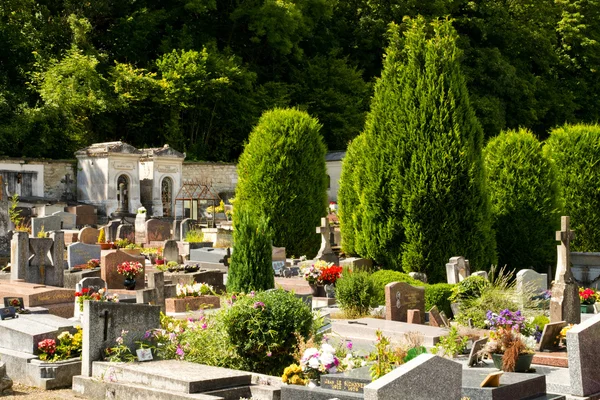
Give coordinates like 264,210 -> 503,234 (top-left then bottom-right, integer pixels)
319,265 -> 343,285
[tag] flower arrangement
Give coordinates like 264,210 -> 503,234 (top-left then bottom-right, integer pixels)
559,324 -> 575,345
301,260 -> 339,285
579,287 -> 596,305
38,338 -> 56,361
176,283 -> 214,298
281,364 -> 308,386
38,327 -> 82,362
74,287 -> 119,311
87,259 -> 100,269
319,265 -> 343,285
300,343 -> 340,380
117,261 -> 143,279
481,309 -> 536,372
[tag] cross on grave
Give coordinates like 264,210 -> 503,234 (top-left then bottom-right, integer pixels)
555,216 -> 575,283
316,217 -> 338,264
136,271 -> 176,313
219,248 -> 231,268
550,216 -> 580,324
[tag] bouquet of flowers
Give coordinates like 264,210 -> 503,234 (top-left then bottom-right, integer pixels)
74,287 -> 119,311
301,260 -> 332,285
300,343 -> 340,380
87,259 -> 100,269
176,283 -> 214,298
579,287 -> 596,305
320,265 -> 343,285
117,261 -> 143,279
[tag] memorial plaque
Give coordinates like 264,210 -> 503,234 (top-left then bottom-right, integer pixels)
320,366 -> 371,393
385,282 -> 425,322
3,297 -> 24,310
0,307 -> 17,320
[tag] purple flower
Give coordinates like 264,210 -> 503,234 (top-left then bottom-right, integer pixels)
201,322 -> 208,330
253,301 -> 265,309
176,345 -> 184,358
249,291 -> 256,297
266,351 -> 272,357
346,342 -> 353,350
144,330 -> 152,339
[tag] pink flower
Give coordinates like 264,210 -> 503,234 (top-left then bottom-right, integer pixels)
253,301 -> 265,309
346,342 -> 353,350
176,345 -> 184,358
201,323 -> 208,330
266,351 -> 272,357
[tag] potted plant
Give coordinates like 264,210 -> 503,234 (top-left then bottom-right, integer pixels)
74,287 -> 119,317
481,309 -> 536,372
301,262 -> 325,297
97,229 -> 112,250
156,247 -> 165,265
579,287 -> 596,313
165,282 -> 219,313
122,242 -> 141,257
319,265 -> 343,298
117,261 -> 144,290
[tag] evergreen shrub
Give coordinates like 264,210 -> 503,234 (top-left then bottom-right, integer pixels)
424,284 -> 454,317
335,269 -> 376,318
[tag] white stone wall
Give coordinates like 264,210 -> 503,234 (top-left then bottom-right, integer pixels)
151,159 -> 183,217
181,162 -> 237,198
326,160 -> 342,202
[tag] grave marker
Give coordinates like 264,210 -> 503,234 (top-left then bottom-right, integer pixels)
116,223 -> 135,243
516,269 -> 548,296
100,250 -> 145,289
78,227 -> 100,245
316,217 -> 338,264
105,220 -> 121,242
179,218 -> 195,242
428,306 -> 445,328
136,271 -> 176,313
31,215 -> 61,237
163,240 -> 179,263
146,219 -> 171,243
10,231 -> 29,281
66,205 -> 97,227
550,216 -> 580,324
467,337 -> 488,367
67,242 -> 101,269
567,313 -> 600,396
135,211 -> 147,244
51,211 -> 76,230
446,256 -> 470,284
538,321 -> 566,352
385,282 -> 425,323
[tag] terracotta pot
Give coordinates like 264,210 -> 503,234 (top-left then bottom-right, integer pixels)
99,243 -> 112,250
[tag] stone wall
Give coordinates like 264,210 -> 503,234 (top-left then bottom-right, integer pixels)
0,158 -> 76,200
182,162 -> 237,200
0,194 -> 9,257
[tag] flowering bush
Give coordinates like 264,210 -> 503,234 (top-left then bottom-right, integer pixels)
74,287 -> 119,311
176,283 -> 214,298
117,261 -> 144,279
300,343 -> 340,379
320,265 -> 343,285
579,287 -> 596,305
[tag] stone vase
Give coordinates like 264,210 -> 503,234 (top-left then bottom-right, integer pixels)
309,284 -> 326,298
492,353 -> 534,372
123,277 -> 136,290
324,284 -> 336,299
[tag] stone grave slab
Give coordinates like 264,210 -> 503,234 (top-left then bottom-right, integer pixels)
135,212 -> 147,244
101,250 -> 145,289
332,318 -> 447,348
35,204 -> 65,217
67,242 -> 101,269
281,382 -> 362,400
136,272 -> 176,312
364,354 -> 461,400
78,227 -> 100,245
538,321 -> 566,352
461,369 -> 551,400
0,281 -> 74,317
272,247 -> 286,262
320,366 -> 370,393
532,351 -> 568,368
116,223 -> 135,243
385,282 -> 425,323
63,268 -> 101,289
340,257 -> 373,271
31,215 -> 61,237
163,240 -> 179,263
567,313 -> 600,396
146,219 -> 171,243
66,205 -> 97,227
189,247 -> 229,264
0,314 -> 78,354
51,211 -> 76,230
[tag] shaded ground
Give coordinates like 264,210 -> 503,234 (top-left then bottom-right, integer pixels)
4,383 -> 84,399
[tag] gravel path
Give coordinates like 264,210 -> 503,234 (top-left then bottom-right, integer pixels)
4,383 -> 85,399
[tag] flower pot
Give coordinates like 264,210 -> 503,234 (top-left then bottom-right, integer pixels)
309,284 -> 326,297
156,259 -> 165,265
581,304 -> 595,314
99,243 -> 112,250
123,278 -> 136,290
165,295 -> 220,313
492,353 -> 534,372
324,284 -> 336,299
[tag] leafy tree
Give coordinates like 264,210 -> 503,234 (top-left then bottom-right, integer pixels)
235,108 -> 328,257
484,128 -> 559,272
227,208 -> 274,293
544,124 -> 600,251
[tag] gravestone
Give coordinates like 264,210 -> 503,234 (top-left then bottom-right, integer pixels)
272,247 -> 286,262
135,211 -> 147,244
363,354 -> 462,400
35,204 -> 65,217
316,217 -> 338,264
67,242 -> 101,269
567,313 -> 600,397
146,219 -> 171,243
66,205 -> 97,227
340,257 -> 373,272
10,231 -> 29,281
407,309 -> 421,324
116,223 -> 135,243
0,281 -> 73,317
74,277 -> 108,318
538,321 -> 566,352
471,271 -> 489,280
467,337 -> 488,367
550,216 -> 580,324
100,250 -> 145,289
408,272 -> 428,283
51,211 -> 76,230
428,306 -> 445,328
78,227 -> 100,245
81,302 -> 160,376
179,218 -> 195,242
31,215 -> 61,237
516,269 -> 548,296
27,232 -> 64,287
163,240 -> 179,263
385,282 -> 425,323
320,366 -> 371,393
105,220 -> 121,242
136,271 -> 176,312
446,256 -> 470,284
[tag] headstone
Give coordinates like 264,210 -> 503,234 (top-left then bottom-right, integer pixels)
567,313 -> 600,396
408,272 -> 428,283
363,354 -> 462,400
105,220 -> 121,242
135,212 -> 147,244
179,218 -> 195,242
467,337 -> 488,367
272,247 -> 286,262
316,217 -> 339,264
100,250 -> 145,289
78,227 -> 100,245
67,242 -> 101,269
550,216 -> 580,324
385,282 -> 425,323
136,271 -> 176,313
446,256 -> 470,284
428,306 -> 445,328
77,277 -> 107,292
66,205 -> 97,227
538,321 -> 567,352
516,269 -> 548,296
27,232 -> 64,287
320,366 -> 371,393
35,204 -> 65,217
172,219 -> 182,241
81,302 -> 161,376
51,211 -> 76,230
407,309 -> 421,324
439,311 -> 450,327
340,257 -> 373,271
31,215 -> 61,237
116,223 -> 135,243
146,219 -> 171,243
10,231 -> 29,280
0,281 -> 74,318
3,297 -> 24,310
163,240 -> 179,263
471,271 -> 488,280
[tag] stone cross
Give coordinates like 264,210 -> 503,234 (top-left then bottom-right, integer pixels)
555,216 -> 575,283
115,183 -> 127,214
550,216 -> 580,324
60,174 -> 74,201
316,218 -> 338,264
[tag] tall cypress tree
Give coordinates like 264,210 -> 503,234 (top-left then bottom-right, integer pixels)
338,133 -> 365,255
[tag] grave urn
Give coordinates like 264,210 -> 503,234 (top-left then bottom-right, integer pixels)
491,353 -> 534,372
309,284 -> 326,298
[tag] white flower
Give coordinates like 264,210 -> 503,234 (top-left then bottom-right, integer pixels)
321,343 -> 335,354
319,352 -> 335,367
302,347 -> 319,361
308,357 -> 320,369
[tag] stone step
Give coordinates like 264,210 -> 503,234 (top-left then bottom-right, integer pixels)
92,360 -> 252,394
204,384 -> 280,400
73,375 -> 224,400
461,369 -> 547,400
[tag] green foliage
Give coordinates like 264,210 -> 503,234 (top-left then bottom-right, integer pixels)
335,269 -> 376,318
235,108 -> 327,257
227,209 -> 274,293
431,326 -> 468,357
185,230 -> 204,243
369,330 -> 397,380
484,129 -> 559,272
222,290 -> 313,375
449,276 -> 491,303
370,270 -> 422,306
544,124 -> 600,251
424,284 -> 454,318
403,346 -> 427,363
8,193 -> 22,227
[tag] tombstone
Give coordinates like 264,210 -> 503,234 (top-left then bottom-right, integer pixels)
74,277 -> 108,317
10,231 -> 29,281
136,271 -> 176,313
66,205 -> 97,227
385,282 -> 425,323
439,311 -> 450,327
567,313 -> 600,396
550,216 -> 580,324
78,227 -> 100,245
363,354 -> 462,400
67,242 -> 101,269
105,220 -> 121,242
100,250 -> 145,289
31,215 -> 61,237
471,270 -> 488,280
316,217 -> 339,264
467,337 -> 488,367
319,365 -> 371,393
51,211 -> 76,230
35,204 -> 65,217
428,306 -> 445,328
146,219 -> 171,243
163,240 -> 179,264
272,247 -> 286,262
409,272 -> 428,283
407,309 -> 421,324
538,321 -> 567,352
135,211 -> 147,244
340,257 -> 373,271
116,223 -> 135,243
81,302 -> 161,376
446,256 -> 470,284
516,269 -> 548,297
179,218 -> 195,242
27,232 -> 64,287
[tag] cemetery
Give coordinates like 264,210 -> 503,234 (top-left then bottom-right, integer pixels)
1,7 -> 600,400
